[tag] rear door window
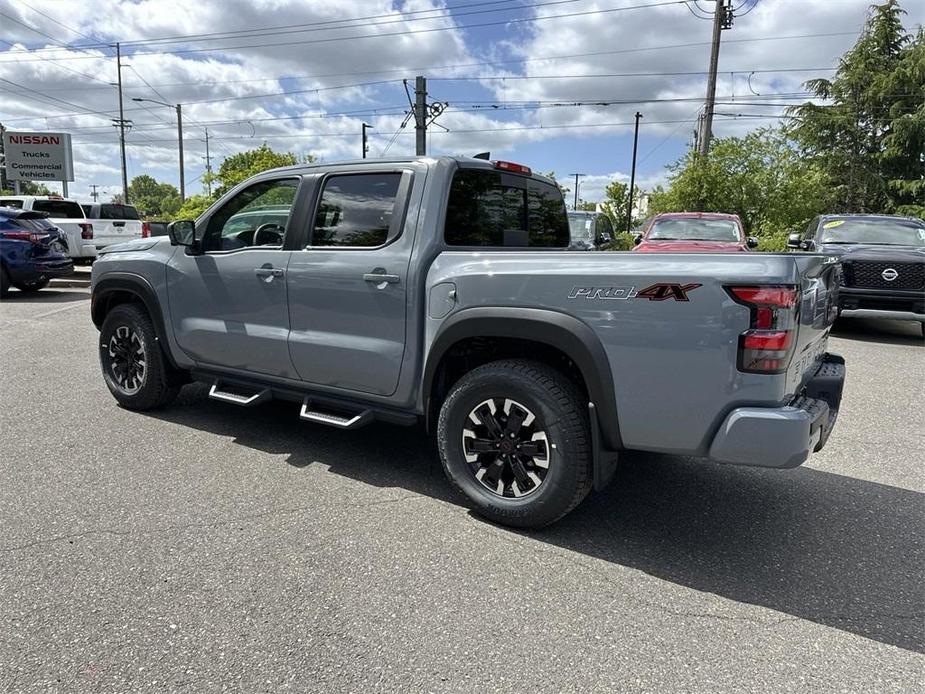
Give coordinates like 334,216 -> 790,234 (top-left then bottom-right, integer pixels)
445,169 -> 569,247
310,173 -> 403,247
100,204 -> 140,220
0,199 -> 24,209
32,200 -> 84,218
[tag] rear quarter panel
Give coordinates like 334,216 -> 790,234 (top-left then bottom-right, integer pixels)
426,251 -> 821,456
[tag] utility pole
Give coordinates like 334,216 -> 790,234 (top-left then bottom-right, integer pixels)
414,75 -> 427,156
90,184 -> 100,202
203,127 -> 212,197
569,173 -> 586,210
362,122 -> 372,159
627,112 -> 642,232
698,0 -> 733,157
114,42 -> 129,203
176,103 -> 185,201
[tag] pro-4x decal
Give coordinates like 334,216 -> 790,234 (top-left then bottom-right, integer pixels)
568,283 -> 702,302
635,283 -> 702,302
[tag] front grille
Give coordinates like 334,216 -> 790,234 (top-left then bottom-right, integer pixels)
842,260 -> 925,290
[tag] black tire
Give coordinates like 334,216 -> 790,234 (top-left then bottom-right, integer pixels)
437,359 -> 592,528
12,278 -> 49,293
99,304 -> 180,410
0,266 -> 9,297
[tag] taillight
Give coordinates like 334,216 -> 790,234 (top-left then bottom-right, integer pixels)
1,231 -> 47,245
142,221 -> 151,238
80,223 -> 93,239
493,160 -> 532,176
726,285 -> 800,373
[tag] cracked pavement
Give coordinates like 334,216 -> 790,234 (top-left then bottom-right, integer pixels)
1,288 -> 923,692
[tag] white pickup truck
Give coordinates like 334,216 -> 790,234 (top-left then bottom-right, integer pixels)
0,195 -> 96,262
80,203 -> 146,250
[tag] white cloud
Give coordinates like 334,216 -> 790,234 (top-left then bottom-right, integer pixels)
1,0 -> 918,202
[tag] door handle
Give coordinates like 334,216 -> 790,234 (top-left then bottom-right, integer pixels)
364,273 -> 400,284
255,267 -> 284,279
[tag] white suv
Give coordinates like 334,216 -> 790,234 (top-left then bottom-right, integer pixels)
0,195 -> 96,262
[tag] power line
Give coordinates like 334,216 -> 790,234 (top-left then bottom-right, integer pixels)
0,1 -> 713,61
15,1 -> 100,43
84,0 -> 590,50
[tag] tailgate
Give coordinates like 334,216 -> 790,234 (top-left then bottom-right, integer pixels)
95,219 -> 142,245
786,255 -> 841,393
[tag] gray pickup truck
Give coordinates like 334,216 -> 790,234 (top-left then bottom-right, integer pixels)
90,156 -> 845,528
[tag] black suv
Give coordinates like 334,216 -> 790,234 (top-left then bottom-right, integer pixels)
789,214 -> 925,334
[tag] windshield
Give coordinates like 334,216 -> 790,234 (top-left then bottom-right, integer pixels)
648,218 -> 741,241
567,215 -> 595,241
820,218 -> 925,246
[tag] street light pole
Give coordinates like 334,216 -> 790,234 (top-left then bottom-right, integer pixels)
132,97 -> 185,201
569,173 -> 586,210
627,111 -> 642,232
362,122 -> 372,159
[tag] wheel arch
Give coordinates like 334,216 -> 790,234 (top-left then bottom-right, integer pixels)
423,307 -> 623,451
91,273 -> 180,369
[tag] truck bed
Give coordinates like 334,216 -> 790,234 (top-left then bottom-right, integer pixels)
426,251 -> 839,456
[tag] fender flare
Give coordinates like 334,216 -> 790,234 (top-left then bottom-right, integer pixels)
91,272 -> 179,369
423,307 -> 623,451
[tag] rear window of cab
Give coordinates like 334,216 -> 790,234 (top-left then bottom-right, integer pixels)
444,169 -> 569,248
31,200 -> 85,219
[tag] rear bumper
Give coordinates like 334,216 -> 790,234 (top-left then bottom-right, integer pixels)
7,258 -> 74,283
838,286 -> 924,319
708,353 -> 846,469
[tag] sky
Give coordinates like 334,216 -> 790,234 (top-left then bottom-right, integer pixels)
0,0 -> 922,204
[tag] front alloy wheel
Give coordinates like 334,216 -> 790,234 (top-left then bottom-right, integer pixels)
107,325 -> 147,394
99,304 -> 181,410
462,398 -> 551,498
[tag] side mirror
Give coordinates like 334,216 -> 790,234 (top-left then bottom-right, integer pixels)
746,236 -> 758,249
786,232 -> 802,249
801,239 -> 816,252
167,220 -> 199,250
633,233 -> 643,245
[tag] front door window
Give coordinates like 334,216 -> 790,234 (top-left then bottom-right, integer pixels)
203,178 -> 299,252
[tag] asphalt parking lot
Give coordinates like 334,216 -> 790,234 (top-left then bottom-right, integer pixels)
1,287 -> 922,692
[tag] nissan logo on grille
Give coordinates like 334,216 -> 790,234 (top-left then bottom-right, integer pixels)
881,267 -> 899,282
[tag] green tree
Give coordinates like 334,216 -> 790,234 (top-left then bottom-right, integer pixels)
0,182 -> 53,196
127,174 -> 181,218
174,194 -> 214,221
210,144 -> 314,197
787,1 -> 924,216
648,128 -> 830,249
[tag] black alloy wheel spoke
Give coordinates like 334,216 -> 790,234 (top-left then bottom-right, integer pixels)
503,406 -> 526,438
518,441 -> 544,457
479,406 -> 505,440
467,438 -> 496,454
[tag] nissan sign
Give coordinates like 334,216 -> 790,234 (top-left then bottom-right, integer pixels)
2,131 -> 74,182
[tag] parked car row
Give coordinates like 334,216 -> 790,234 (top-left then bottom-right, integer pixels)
567,208 -> 923,334
0,196 -> 147,265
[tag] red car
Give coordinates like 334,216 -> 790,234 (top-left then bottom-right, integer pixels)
633,212 -> 757,252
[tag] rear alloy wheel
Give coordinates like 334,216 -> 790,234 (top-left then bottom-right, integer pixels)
99,304 -> 180,410
462,398 -> 551,499
438,359 -> 593,528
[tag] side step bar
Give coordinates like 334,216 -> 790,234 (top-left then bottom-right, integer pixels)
300,398 -> 373,430
208,381 -> 271,407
